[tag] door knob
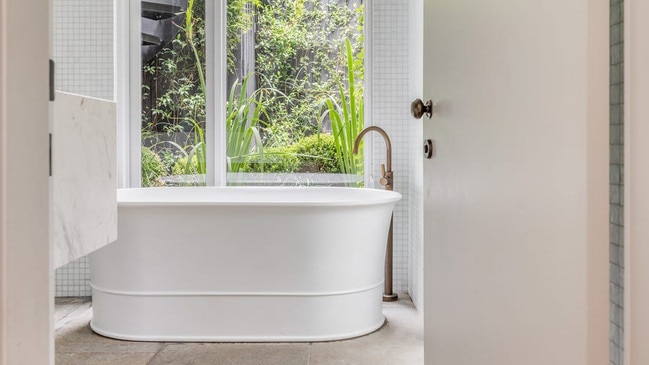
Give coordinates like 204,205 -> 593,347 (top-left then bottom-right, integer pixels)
411,98 -> 433,119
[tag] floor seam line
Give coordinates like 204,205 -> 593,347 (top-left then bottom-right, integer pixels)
145,343 -> 167,365
307,342 -> 312,365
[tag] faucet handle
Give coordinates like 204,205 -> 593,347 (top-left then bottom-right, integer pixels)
379,176 -> 389,187
379,164 -> 391,187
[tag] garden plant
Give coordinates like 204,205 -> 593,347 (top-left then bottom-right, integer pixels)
141,0 -> 365,186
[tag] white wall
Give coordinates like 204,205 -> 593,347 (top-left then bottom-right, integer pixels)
0,0 -> 52,363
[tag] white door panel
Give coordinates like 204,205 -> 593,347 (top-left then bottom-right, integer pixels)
422,1 -> 609,364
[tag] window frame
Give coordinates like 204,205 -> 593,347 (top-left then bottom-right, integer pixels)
117,1 -> 373,188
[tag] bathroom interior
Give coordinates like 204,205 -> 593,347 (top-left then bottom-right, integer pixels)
3,0 -> 616,364
53,0 -> 425,363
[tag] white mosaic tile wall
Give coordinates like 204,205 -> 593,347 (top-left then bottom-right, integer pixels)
369,0 -> 424,308
53,0 -> 114,100
55,256 -> 91,297
407,0 -> 424,312
53,0 -> 114,297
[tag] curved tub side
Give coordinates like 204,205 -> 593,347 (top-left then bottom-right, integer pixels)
90,188 -> 398,342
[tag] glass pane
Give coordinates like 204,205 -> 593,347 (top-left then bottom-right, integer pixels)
226,0 -> 365,187
141,0 -> 207,187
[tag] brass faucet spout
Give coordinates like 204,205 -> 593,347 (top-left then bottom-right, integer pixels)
353,126 -> 392,173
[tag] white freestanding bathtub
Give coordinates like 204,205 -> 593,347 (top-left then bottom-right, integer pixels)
89,187 -> 401,342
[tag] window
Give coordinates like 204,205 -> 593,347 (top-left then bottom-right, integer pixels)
127,0 -> 366,188
140,0 -> 207,187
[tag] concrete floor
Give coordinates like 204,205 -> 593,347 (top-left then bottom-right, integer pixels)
55,295 -> 423,365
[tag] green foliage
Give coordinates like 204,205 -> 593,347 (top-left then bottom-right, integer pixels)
185,0 -> 206,94
227,75 -> 265,172
141,0 -> 365,184
172,154 -> 200,175
142,0 -> 206,131
326,39 -> 364,176
241,133 -> 339,173
141,147 -> 166,187
166,118 -> 206,175
227,0 -> 262,73
292,134 -> 339,173
141,0 -> 206,185
241,146 -> 300,173
252,1 -> 364,146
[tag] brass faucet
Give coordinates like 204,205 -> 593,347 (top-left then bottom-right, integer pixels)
353,126 -> 398,302
353,126 -> 393,191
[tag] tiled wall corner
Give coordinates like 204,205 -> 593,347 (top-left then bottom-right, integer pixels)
53,0 -> 114,297
609,0 -> 624,363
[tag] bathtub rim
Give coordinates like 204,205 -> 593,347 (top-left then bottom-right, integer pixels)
117,186 -> 402,207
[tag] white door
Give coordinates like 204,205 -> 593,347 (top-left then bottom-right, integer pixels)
421,1 -> 610,364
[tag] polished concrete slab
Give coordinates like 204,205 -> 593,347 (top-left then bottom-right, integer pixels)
55,295 -> 423,365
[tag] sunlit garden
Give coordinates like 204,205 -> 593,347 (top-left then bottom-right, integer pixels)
140,0 -> 365,187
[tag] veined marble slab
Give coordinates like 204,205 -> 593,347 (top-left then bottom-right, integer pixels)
52,91 -> 117,269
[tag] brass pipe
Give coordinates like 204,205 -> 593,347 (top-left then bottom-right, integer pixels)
353,126 -> 398,302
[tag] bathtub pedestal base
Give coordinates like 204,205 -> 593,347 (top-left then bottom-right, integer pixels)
90,284 -> 385,342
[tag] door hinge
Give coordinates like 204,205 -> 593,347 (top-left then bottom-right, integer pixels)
49,59 -> 55,101
49,133 -> 52,177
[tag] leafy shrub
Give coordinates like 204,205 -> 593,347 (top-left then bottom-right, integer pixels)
240,146 -> 300,173
240,134 -> 339,173
141,0 -> 207,186
142,147 -> 166,187
171,154 -> 200,175
142,0 -> 364,184
293,134 -> 339,173
252,1 -> 364,145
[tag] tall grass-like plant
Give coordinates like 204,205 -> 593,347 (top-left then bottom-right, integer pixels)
185,0 -> 206,95
167,118 -> 206,175
157,0 -> 207,177
325,39 -> 364,176
168,78 -> 263,175
227,75 -> 264,173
